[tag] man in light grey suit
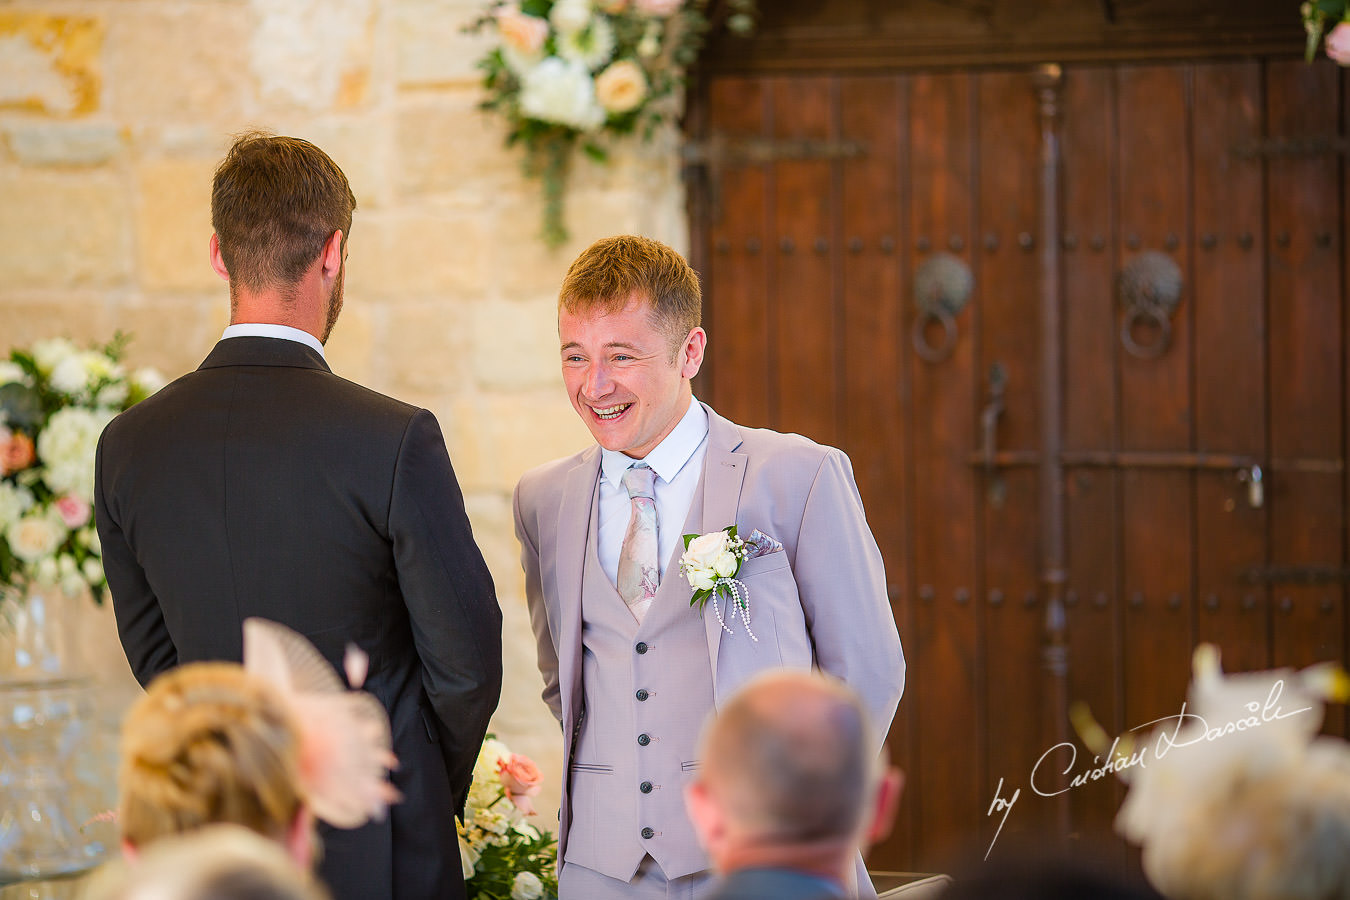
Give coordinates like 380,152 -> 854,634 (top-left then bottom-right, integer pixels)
513,235 -> 905,899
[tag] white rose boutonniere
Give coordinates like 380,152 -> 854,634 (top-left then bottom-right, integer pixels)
679,526 -> 757,641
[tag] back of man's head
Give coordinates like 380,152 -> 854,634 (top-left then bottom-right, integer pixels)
699,670 -> 874,845
211,132 -> 356,295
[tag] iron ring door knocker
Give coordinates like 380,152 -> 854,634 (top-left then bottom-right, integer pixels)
912,252 -> 973,364
1118,251 -> 1183,360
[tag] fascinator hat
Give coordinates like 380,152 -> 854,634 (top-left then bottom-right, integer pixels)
242,617 -> 402,829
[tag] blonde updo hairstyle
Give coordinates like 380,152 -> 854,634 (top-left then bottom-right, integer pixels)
118,662 -> 306,848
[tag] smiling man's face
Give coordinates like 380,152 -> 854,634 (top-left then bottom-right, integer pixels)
559,294 -> 705,459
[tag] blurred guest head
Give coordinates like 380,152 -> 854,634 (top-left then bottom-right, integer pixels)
117,662 -> 314,868
685,670 -> 901,889
83,824 -> 330,900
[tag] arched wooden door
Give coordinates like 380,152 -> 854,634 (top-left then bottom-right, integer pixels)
687,49 -> 1349,871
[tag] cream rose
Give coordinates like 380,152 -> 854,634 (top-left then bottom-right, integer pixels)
30,337 -> 78,374
7,512 -> 64,564
595,59 -> 648,113
497,6 -> 549,55
549,0 -> 593,34
684,530 -> 732,565
0,361 -> 26,385
511,872 -> 545,900
712,549 -> 739,578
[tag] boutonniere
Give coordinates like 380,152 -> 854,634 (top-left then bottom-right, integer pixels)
679,526 -> 758,641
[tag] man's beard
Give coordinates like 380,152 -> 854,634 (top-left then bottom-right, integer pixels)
320,262 -> 345,344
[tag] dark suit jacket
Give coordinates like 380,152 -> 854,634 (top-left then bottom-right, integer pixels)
704,868 -> 849,900
95,337 -> 503,900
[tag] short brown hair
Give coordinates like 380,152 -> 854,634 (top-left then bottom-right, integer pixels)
118,663 -> 305,847
211,132 -> 356,293
558,235 -> 701,350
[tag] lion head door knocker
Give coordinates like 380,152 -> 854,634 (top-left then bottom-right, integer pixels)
912,252 -> 973,364
1118,251 -> 1183,360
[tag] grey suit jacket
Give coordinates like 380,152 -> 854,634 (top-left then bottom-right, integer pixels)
513,403 -> 905,867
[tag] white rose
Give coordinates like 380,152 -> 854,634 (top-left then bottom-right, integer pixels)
31,337 -> 78,374
549,0 -> 592,34
61,570 -> 86,597
50,354 -> 91,395
0,361 -> 26,385
519,57 -> 605,131
36,406 -> 114,498
95,379 -> 129,407
35,555 -> 59,585
511,872 -> 545,900
595,59 -> 648,112
479,738 -> 511,772
712,549 -> 739,578
688,568 -> 715,592
81,557 -> 103,583
7,512 -> 64,563
81,525 -> 101,555
0,481 -> 35,530
57,553 -> 77,577
558,16 -> 616,70
684,530 -> 731,567
132,367 -> 167,396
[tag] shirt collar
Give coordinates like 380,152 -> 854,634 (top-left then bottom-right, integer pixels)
601,397 -> 708,487
222,323 -> 326,360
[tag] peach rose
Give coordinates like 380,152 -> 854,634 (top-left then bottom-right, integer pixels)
635,0 -> 682,16
1327,22 -> 1350,65
498,753 -> 542,814
595,59 -> 648,113
497,6 -> 549,55
54,494 -> 91,530
1,431 -> 36,475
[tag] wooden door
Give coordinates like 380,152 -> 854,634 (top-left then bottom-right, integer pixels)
689,59 -> 1349,872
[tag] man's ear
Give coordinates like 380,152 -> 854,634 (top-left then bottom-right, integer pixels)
320,230 -> 344,281
209,234 -> 230,282
680,327 -> 707,380
864,766 -> 904,847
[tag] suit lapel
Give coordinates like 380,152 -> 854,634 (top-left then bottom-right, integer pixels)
554,448 -> 600,724
698,405 -> 747,683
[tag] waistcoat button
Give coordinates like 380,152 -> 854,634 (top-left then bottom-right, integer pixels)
636,641 -> 649,654
640,781 -> 653,793
636,689 -> 649,701
637,733 -> 651,746
641,827 -> 655,839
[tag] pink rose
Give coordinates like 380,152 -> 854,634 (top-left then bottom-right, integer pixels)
1328,23 -> 1350,65
497,7 -> 549,55
498,754 -> 543,814
54,494 -> 91,529
635,0 -> 682,16
1,431 -> 36,475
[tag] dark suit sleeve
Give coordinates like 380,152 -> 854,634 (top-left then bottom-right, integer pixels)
94,426 -> 178,686
388,409 -> 503,814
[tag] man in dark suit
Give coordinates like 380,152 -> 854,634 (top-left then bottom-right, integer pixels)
684,671 -> 902,900
95,132 -> 503,900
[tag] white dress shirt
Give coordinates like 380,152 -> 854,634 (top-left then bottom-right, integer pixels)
597,397 -> 709,587
221,323 -> 326,360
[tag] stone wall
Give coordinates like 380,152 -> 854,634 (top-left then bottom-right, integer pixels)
0,0 -> 690,826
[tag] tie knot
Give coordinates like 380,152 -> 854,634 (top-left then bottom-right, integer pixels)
622,464 -> 656,500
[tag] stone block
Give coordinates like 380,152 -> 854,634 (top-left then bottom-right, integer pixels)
0,12 -> 101,116
105,6 -> 248,122
135,157 -> 221,294
383,300 -> 474,393
7,124 -> 125,167
345,210 -> 490,299
0,295 -> 113,351
0,172 -> 131,289
109,296 -> 214,380
396,92 -> 509,198
249,0 -> 376,111
471,297 -> 561,391
324,300 -> 377,387
393,0 -> 491,87
446,390 -> 591,494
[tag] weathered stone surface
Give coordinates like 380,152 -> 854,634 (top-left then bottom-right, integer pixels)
249,0 -> 375,111
0,12 -> 102,116
396,92 -> 509,197
345,210 -> 490,298
392,0 -> 490,86
471,298 -> 562,391
105,6 -> 249,121
113,296 -> 215,379
325,301 -> 378,387
0,294 -> 113,350
0,172 -> 131,289
447,390 -> 591,494
136,158 -> 220,294
385,299 -> 472,393
7,124 -> 125,167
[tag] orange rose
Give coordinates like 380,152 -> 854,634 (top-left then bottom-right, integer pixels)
1,431 -> 36,475
498,753 -> 543,814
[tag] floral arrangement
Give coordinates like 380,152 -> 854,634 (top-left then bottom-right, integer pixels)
459,736 -> 558,900
0,336 -> 163,605
1304,1 -> 1350,62
468,0 -> 756,246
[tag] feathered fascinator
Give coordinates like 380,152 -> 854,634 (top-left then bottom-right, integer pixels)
242,617 -> 402,828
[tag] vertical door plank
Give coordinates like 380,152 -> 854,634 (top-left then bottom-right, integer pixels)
838,74 -> 915,867
907,70 -> 982,868
706,77 -> 771,426
770,76 -> 836,445
1266,60 -> 1344,736
1060,65 -> 1125,857
1116,64 -> 1195,732
1191,62 -> 1269,673
975,69 -> 1049,851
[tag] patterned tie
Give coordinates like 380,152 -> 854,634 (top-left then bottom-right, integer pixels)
617,464 -> 659,623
